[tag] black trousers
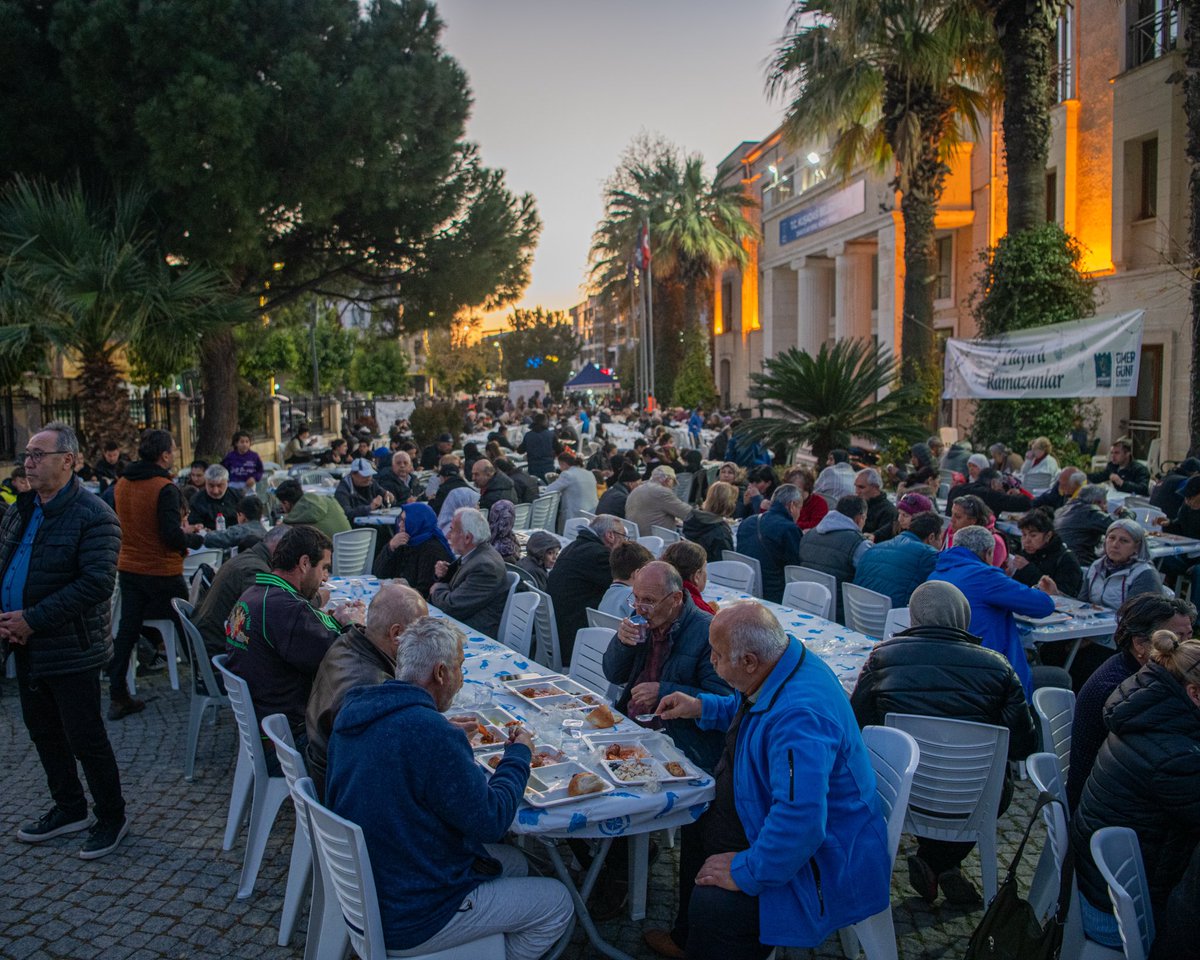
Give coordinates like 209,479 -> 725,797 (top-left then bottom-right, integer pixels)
671,821 -> 772,960
918,774 -> 1014,875
108,570 -> 187,697
16,659 -> 125,823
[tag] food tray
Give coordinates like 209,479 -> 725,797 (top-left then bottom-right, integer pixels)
446,705 -> 523,751
500,677 -> 613,718
583,732 -> 703,783
600,755 -> 698,785
476,742 -> 570,774
476,746 -> 614,807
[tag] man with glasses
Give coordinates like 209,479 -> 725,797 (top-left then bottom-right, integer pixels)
0,422 -> 129,858
547,514 -> 626,664
853,468 -> 896,541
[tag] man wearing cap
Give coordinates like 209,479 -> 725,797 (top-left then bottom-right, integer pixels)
1030,467 -> 1086,512
428,455 -> 470,517
1151,457 -> 1200,520
335,458 -> 393,520
420,433 -> 455,471
1155,475 -> 1200,598
596,466 -> 641,519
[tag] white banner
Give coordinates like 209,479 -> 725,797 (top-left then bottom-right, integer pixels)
375,400 -> 415,427
942,310 -> 1145,399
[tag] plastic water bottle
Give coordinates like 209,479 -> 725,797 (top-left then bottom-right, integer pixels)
216,514 -> 226,532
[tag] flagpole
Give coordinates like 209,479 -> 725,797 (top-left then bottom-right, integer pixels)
628,269 -> 640,403
644,218 -> 656,408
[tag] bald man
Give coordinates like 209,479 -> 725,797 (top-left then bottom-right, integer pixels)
306,583 -> 428,798
646,602 -> 889,960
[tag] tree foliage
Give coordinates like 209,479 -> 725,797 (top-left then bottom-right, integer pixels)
350,338 -> 410,396
423,325 -> 489,396
968,223 -> 1097,452
500,307 -> 581,396
739,338 -> 928,465
672,325 -> 718,410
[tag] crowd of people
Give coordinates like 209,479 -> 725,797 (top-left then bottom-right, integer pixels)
2,404 -> 1198,960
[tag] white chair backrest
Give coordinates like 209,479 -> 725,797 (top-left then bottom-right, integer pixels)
651,524 -> 681,544
213,655 -> 271,784
579,510 -> 596,520
707,560 -> 756,594
620,518 -> 639,540
862,725 -> 920,865
842,582 -> 892,638
781,580 -> 833,621
721,550 -> 763,597
528,586 -> 562,672
882,606 -> 911,640
331,527 -> 377,576
1027,753 -> 1070,868
785,566 -> 838,609
637,535 -> 665,557
570,628 -> 620,700
499,592 -> 540,658
1090,827 -> 1155,960
529,492 -> 560,531
512,502 -> 532,530
495,569 -> 520,631
261,714 -> 311,840
171,599 -> 225,700
1032,686 -> 1074,790
675,472 -> 695,504
183,548 -> 223,580
884,713 -> 1009,840
563,517 -> 589,541
587,607 -> 624,632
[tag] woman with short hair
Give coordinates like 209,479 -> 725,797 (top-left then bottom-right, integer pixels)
681,481 -> 737,562
661,540 -> 717,614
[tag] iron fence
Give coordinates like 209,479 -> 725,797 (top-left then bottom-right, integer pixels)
342,398 -> 376,433
1127,4 -> 1177,69
128,391 -> 174,433
0,392 -> 14,462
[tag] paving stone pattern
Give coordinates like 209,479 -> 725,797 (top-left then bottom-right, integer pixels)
0,668 -> 1045,960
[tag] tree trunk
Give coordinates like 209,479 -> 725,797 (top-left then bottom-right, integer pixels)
898,162 -> 944,391
996,3 -> 1056,235
1187,0 -> 1200,455
196,326 -> 239,459
77,352 -> 138,459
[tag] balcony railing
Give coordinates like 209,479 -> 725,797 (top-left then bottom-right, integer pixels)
1127,4 -> 1178,70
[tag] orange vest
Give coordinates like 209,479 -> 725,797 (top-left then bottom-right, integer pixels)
115,475 -> 184,576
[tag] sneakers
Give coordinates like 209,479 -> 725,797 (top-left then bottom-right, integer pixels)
79,818 -> 129,860
937,867 -> 983,906
107,695 -> 146,721
16,807 -> 91,843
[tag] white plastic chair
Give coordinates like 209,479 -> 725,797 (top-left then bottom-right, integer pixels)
651,524 -> 681,544
882,607 -> 911,640
570,627 -> 621,701
884,713 -> 1010,905
1091,827 -> 1155,960
212,655 -> 290,900
183,548 -> 223,581
637,535 -> 665,557
261,714 -> 323,952
293,777 -> 505,960
562,517 -> 589,541
113,585 -> 181,692
838,725 -> 921,960
512,502 -> 532,530
620,518 -> 639,540
675,471 -> 695,504
785,565 -> 838,611
529,492 -> 560,532
1032,686 -> 1075,792
842,583 -> 893,639
781,581 -> 833,621
579,509 -> 596,520
171,599 -> 230,782
498,592 -> 540,659
1026,752 -> 1077,928
707,560 -> 756,594
527,586 -> 562,672
331,527 -> 377,576
722,550 -> 763,597
587,607 -> 624,632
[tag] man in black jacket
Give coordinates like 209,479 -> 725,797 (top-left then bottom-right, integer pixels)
194,525 -> 290,657
547,514 -> 626,664
377,451 -> 420,504
945,468 -> 1032,516
428,456 -> 469,517
854,468 -> 896,540
850,580 -> 1035,907
496,458 -> 539,504
596,466 -> 640,518
1030,467 -> 1086,511
473,458 -> 516,511
1087,438 -> 1150,495
419,433 -> 454,470
186,464 -> 240,530
0,422 -> 129,859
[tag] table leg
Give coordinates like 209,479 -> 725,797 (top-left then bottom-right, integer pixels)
538,837 -> 638,960
628,832 -> 650,921
1062,637 -> 1083,672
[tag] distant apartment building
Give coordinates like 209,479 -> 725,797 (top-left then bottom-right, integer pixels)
569,295 -> 635,376
713,0 -> 1192,459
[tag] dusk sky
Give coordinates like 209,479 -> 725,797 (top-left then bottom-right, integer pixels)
433,0 -> 787,332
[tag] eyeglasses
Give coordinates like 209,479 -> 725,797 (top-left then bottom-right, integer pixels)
630,591 -> 678,613
22,449 -> 67,463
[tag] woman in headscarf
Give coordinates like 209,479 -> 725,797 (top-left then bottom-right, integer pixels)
462,441 -> 484,478
1079,518 -> 1162,609
850,580 -> 1036,906
372,502 -> 454,598
515,531 -> 561,591
436,484 -> 480,535
488,500 -> 520,563
895,442 -> 938,496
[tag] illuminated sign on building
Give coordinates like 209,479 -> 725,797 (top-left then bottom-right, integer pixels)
778,180 -> 866,246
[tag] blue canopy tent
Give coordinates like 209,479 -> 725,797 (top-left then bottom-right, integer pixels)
564,363 -> 616,392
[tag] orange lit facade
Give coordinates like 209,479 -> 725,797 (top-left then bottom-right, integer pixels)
714,0 -> 1192,459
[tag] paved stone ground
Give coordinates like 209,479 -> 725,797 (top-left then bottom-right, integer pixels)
0,667 -> 1045,960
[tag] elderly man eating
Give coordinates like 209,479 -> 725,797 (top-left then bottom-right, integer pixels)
325,617 -> 573,959
646,602 -> 890,960
429,506 -> 508,637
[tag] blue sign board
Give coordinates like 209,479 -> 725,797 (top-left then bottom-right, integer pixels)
779,180 -> 866,246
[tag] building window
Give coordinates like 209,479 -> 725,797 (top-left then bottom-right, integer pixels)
1126,0 -> 1177,69
935,236 -> 953,301
1046,170 -> 1057,223
721,280 -> 735,333
1139,137 -> 1158,220
1052,6 -> 1075,101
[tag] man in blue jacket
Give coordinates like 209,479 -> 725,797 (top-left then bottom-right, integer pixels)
929,524 -> 1057,697
325,617 -> 573,958
735,484 -> 804,602
646,602 -> 890,960
853,511 -> 943,607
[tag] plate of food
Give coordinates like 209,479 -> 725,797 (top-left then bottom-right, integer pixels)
447,705 -> 522,750
477,743 -> 569,773
600,751 -> 700,785
501,678 -> 618,726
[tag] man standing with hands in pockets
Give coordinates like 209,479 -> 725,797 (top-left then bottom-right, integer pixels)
641,601 -> 890,960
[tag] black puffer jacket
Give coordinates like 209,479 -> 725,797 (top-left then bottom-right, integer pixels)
681,508 -> 734,562
0,478 -> 120,677
1011,534 -> 1083,598
1071,663 -> 1200,911
850,625 -> 1035,765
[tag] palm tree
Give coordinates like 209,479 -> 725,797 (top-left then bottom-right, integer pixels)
0,178 -> 237,455
767,0 -> 994,388
737,338 -> 927,466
